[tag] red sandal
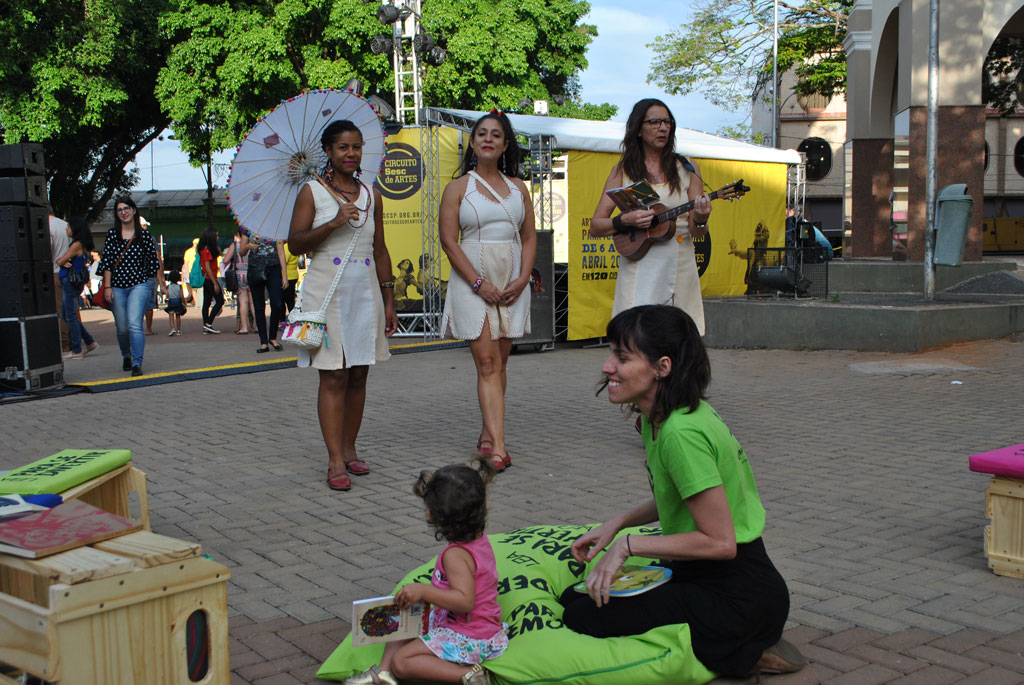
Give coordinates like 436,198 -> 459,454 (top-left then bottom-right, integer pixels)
345,458 -> 370,476
326,472 -> 352,491
476,436 -> 493,456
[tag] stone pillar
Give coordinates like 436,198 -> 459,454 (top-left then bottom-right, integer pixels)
849,138 -> 894,258
906,106 -> 985,262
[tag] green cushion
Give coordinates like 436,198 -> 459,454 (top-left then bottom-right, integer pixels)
317,524 -> 715,685
0,449 -> 132,495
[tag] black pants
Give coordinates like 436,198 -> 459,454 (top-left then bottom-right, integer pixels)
251,267 -> 284,344
283,277 -> 297,315
202,279 -> 225,325
559,537 -> 789,677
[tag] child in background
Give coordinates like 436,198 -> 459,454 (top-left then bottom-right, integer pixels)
164,270 -> 186,336
345,461 -> 505,685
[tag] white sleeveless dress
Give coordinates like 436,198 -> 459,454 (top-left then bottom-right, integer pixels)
296,180 -> 389,369
441,173 -> 532,340
612,162 -> 705,335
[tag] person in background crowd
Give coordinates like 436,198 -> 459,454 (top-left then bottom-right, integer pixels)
98,195 -> 167,376
54,217 -> 99,360
222,229 -> 253,334
282,241 -> 300,315
240,232 -> 287,352
49,214 -> 71,351
197,227 -> 224,334
164,269 -> 186,336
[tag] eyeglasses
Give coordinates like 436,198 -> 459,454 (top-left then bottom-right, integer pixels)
116,207 -> 133,213
643,118 -> 673,128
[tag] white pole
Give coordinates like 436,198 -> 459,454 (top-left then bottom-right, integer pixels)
924,0 -> 938,300
772,0 -> 779,148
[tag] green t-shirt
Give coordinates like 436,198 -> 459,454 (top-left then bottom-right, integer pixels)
642,402 -> 766,543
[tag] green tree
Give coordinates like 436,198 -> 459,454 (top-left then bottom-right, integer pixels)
0,0 -> 172,220
648,0 -> 850,112
156,0 -> 614,176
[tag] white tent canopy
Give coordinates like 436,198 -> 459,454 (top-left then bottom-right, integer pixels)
428,108 -> 802,165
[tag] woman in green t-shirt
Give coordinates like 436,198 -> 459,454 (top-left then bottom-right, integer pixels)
561,305 -> 804,678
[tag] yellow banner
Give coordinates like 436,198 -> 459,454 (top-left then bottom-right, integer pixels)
378,127 -> 460,310
566,151 -> 788,340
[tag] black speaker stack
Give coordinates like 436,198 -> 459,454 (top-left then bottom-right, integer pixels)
0,142 -> 64,393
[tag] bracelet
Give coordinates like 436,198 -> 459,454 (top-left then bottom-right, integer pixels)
626,534 -> 632,556
471,276 -> 483,292
612,215 -> 626,234
693,219 -> 708,229
379,280 -> 395,288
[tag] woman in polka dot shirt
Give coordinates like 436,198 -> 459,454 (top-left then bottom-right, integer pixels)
99,195 -> 167,376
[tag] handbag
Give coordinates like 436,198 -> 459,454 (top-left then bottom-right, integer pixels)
188,253 -> 205,288
224,265 -> 238,292
247,248 -> 268,287
93,235 -> 134,310
67,263 -> 89,290
280,182 -> 367,350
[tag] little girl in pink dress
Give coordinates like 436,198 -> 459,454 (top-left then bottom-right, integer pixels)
345,462 -> 506,685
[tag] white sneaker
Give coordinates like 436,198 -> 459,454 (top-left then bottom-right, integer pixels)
202,324 -> 221,334
168,330 -> 176,337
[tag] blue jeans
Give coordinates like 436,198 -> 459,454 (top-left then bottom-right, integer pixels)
111,278 -> 154,367
60,276 -> 95,354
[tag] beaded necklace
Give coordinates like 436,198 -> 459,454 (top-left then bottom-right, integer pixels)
323,166 -> 370,228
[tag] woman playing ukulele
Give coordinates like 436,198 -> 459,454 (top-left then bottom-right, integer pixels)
589,99 -> 712,335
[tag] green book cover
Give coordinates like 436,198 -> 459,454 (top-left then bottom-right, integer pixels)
0,449 -> 132,495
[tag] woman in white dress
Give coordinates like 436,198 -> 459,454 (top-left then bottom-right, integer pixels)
440,110 -> 537,472
589,99 -> 712,335
288,120 -> 398,491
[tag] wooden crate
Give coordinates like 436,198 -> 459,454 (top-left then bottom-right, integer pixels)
60,464 -> 150,531
0,531 -> 230,684
984,475 -> 1024,579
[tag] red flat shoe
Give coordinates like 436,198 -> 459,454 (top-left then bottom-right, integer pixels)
326,472 -> 352,491
503,452 -> 512,469
345,458 -> 370,476
490,454 -> 507,472
476,436 -> 493,456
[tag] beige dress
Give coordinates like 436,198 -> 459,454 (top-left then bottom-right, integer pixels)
441,173 -> 531,340
296,180 -> 389,369
612,162 -> 705,335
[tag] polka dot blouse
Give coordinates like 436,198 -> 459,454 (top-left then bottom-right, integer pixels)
97,226 -> 160,288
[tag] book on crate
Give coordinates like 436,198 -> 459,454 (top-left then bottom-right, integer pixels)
0,494 -> 47,521
352,595 -> 430,647
0,499 -> 142,559
573,564 -> 673,598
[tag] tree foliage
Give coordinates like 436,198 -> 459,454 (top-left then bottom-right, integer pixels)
157,0 -> 611,176
983,36 -> 1024,116
1,0 -> 612,219
0,0 -> 172,220
648,0 -> 849,112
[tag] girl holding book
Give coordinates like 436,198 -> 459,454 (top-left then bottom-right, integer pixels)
346,462 -> 506,685
560,305 -> 804,677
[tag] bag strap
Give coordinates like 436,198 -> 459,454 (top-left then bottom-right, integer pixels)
297,181 -> 368,316
109,234 -> 135,275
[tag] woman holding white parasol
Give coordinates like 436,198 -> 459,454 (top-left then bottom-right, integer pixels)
287,119 -> 398,491
228,89 -> 397,491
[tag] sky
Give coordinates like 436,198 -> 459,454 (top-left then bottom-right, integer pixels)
133,0 -> 744,192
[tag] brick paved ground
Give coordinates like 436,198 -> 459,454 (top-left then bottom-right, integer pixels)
3,324 -> 1023,684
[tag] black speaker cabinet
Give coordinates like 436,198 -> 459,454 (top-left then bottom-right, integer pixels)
0,261 -> 56,317
0,143 -> 45,176
0,205 -> 50,263
0,176 -> 48,207
0,314 -> 64,392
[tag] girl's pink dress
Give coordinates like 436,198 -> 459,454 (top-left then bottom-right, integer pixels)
420,535 -> 508,664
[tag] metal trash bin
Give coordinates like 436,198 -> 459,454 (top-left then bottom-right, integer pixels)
934,183 -> 973,266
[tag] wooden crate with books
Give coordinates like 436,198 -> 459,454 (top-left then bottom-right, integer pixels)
0,449 -> 150,530
0,504 -> 230,684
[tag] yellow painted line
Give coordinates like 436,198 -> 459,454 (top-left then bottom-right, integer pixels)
73,358 -> 297,387
71,340 -> 462,388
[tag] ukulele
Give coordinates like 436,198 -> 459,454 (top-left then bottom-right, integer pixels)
612,179 -> 750,261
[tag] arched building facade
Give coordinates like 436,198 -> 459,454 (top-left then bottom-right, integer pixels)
843,0 -> 1024,260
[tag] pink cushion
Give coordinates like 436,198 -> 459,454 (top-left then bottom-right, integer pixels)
969,443 -> 1024,479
